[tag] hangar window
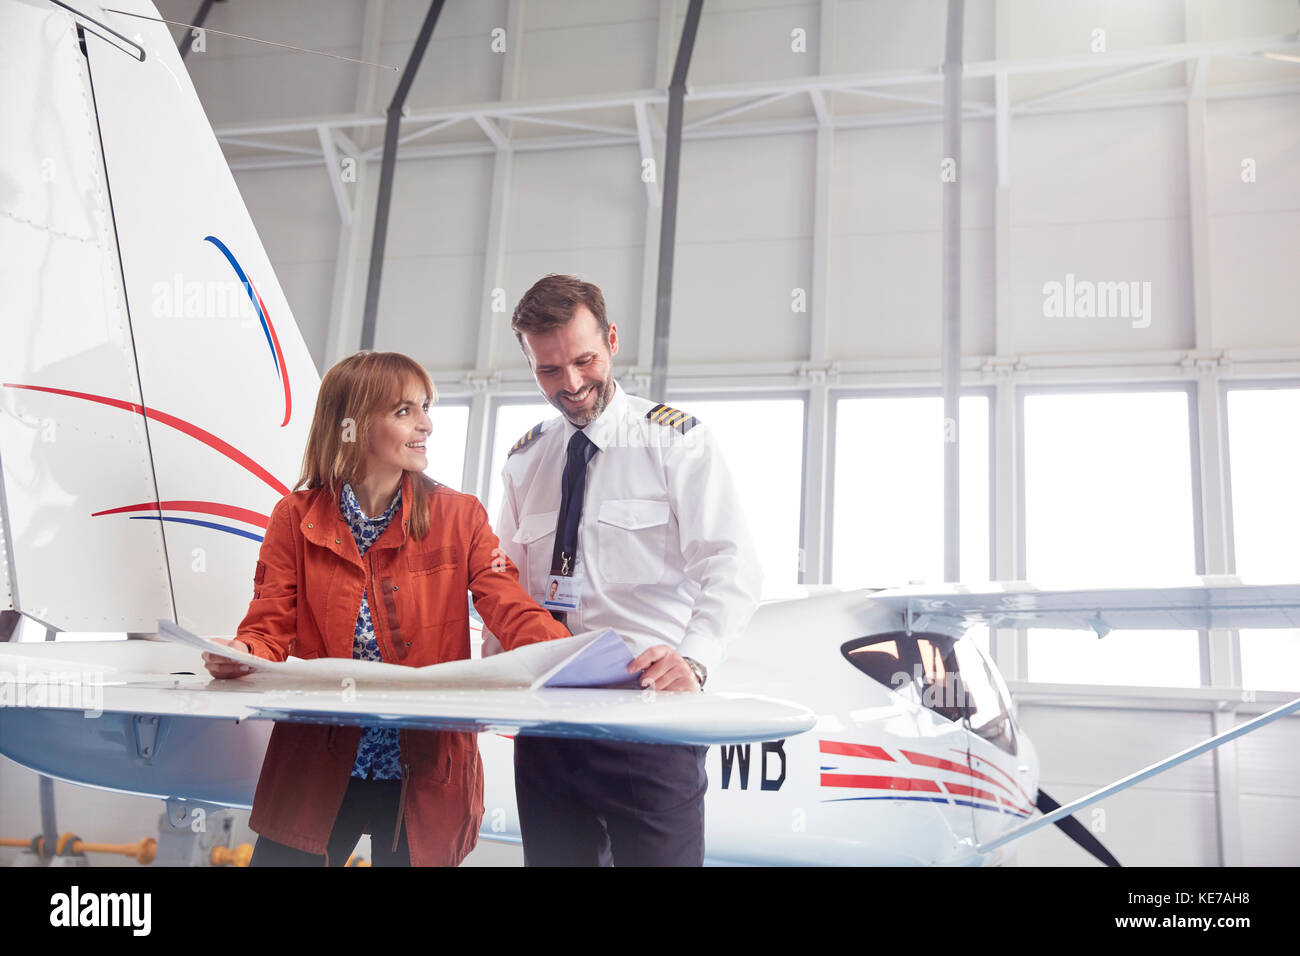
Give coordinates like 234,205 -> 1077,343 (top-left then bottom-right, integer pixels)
1022,388 -> 1200,687
672,397 -> 805,601
843,633 -> 1016,755
1226,385 -> 1300,692
426,402 -> 470,491
830,393 -> 990,587
486,400 -> 553,520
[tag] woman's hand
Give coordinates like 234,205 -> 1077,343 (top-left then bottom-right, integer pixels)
202,638 -> 254,679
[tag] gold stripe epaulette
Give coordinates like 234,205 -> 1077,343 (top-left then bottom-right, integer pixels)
646,403 -> 699,434
508,421 -> 548,456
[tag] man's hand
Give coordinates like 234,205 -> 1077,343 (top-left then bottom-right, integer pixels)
629,645 -> 700,692
202,638 -> 254,679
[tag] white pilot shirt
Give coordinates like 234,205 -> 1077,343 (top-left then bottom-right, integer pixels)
489,380 -> 763,672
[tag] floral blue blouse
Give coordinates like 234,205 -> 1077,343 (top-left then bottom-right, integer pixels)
339,481 -> 403,780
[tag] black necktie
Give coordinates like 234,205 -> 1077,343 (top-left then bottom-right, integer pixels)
549,430 -> 597,623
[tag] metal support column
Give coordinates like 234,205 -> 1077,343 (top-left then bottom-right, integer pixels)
325,0 -> 386,366
360,0 -> 446,349
1183,0 -> 1242,865
990,61 -> 1022,676
178,0 -> 215,61
800,0 -> 837,586
940,0 -> 964,582
649,0 -> 704,402
635,0 -> 677,379
38,775 -> 58,861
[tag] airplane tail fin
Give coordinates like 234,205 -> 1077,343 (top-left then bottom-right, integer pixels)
0,0 -> 319,638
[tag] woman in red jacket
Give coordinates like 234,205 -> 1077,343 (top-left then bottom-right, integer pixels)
202,351 -> 569,866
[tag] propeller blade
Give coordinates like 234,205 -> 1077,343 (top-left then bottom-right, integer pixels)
1036,789 -> 1121,867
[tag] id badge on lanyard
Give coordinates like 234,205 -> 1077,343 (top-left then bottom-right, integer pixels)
543,572 -> 583,612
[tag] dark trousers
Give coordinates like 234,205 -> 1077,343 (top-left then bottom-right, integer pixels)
249,775 -> 410,867
514,736 -> 707,866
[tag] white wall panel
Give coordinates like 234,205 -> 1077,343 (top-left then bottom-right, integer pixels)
1023,706 -> 1217,791
375,155 -> 495,258
157,0 -> 368,52
498,247 -> 644,370
382,0 -> 510,41
231,168 -> 340,265
1205,95 -> 1300,350
494,146 -> 645,368
519,14 -> 659,100
1011,218 -> 1193,352
829,228 -> 995,358
1012,106 -> 1189,225
1239,795 -> 1300,866
525,0 -> 659,31
1003,0 -> 1187,56
828,118 -> 996,358
1192,0 -> 1300,87
507,147 -> 644,252
376,36 -> 507,113
183,55 -> 360,127
1234,711 -> 1300,797
351,155 -> 492,371
671,237 -> 812,363
373,254 -> 484,371
680,133 -> 816,240
835,121 -> 995,233
700,0 -> 819,11
1016,705 -> 1223,865
157,0 -> 366,126
1015,782 -> 1220,867
1209,212 -> 1300,350
1002,0 -> 1187,98
1009,106 -> 1194,353
669,133 -> 815,363
833,0 -> 996,74
1207,97 -> 1300,218
374,0 -> 510,111
690,1 -> 821,86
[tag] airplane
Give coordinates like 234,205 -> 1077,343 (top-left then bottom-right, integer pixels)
3,0 -> 1298,868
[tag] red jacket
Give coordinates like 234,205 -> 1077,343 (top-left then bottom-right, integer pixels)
236,470 -> 568,866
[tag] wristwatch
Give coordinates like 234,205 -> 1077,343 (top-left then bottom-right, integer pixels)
682,656 -> 707,690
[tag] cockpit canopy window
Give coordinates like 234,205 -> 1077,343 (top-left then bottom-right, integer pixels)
842,632 -> 1017,755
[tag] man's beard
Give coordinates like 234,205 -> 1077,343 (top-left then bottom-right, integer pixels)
554,374 -> 615,427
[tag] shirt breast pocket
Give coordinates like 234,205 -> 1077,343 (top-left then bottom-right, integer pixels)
512,510 -> 558,594
596,498 -> 670,584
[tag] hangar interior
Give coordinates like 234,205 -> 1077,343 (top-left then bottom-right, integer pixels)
2,0 -> 1299,866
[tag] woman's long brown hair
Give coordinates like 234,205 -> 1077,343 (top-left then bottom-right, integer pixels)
293,351 -> 440,540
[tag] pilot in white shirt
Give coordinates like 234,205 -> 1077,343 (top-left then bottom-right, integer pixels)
494,379 -> 762,674
489,273 -> 761,866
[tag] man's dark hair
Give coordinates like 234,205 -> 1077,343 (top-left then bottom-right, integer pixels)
511,274 -> 608,344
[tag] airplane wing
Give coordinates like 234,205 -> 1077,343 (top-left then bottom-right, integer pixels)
0,627 -> 814,807
0,628 -> 816,745
870,580 -> 1300,636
